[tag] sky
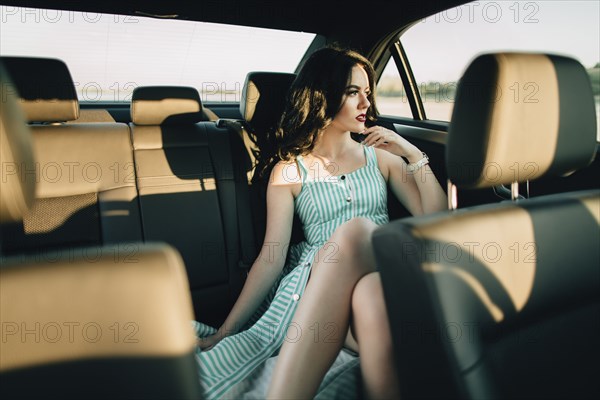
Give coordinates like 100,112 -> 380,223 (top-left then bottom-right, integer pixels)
0,5 -> 315,101
1,1 -> 598,100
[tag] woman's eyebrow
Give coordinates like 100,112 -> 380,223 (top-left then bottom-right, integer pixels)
346,84 -> 371,90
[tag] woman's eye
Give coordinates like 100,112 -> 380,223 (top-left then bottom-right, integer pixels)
347,91 -> 359,96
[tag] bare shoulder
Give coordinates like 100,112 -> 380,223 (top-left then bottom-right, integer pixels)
269,159 -> 302,197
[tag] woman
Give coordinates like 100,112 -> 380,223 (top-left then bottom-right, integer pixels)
194,47 -> 447,399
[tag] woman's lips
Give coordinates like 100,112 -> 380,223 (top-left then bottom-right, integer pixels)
356,114 -> 366,122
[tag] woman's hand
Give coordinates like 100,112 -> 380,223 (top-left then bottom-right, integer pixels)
361,126 -> 422,163
197,331 -> 226,351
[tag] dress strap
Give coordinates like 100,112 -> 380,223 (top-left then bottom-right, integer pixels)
364,145 -> 376,166
296,155 -> 309,184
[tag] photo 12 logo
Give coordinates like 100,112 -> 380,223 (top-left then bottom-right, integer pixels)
421,1 -> 540,24
2,321 -> 139,344
201,82 -> 242,103
1,6 -> 139,24
74,81 -> 139,102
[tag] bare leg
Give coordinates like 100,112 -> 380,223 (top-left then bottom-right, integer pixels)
351,272 -> 401,399
267,218 -> 378,399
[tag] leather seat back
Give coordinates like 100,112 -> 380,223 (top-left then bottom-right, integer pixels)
0,57 -> 143,254
130,86 -> 251,326
374,53 -> 599,399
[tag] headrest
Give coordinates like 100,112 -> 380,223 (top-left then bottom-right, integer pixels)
447,53 -> 597,189
240,72 -> 296,132
1,57 -> 79,123
0,64 -> 36,223
131,86 -> 204,125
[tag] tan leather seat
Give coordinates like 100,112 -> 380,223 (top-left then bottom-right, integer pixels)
373,53 -> 599,399
0,63 -> 201,399
0,57 -> 143,253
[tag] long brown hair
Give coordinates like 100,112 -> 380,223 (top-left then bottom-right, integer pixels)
256,47 -> 378,179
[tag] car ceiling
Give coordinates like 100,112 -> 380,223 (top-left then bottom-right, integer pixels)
0,0 -> 467,49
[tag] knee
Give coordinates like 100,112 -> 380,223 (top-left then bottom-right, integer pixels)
341,217 -> 378,237
329,217 -> 377,256
312,218 -> 378,278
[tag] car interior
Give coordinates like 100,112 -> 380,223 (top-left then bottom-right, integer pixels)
0,0 -> 598,399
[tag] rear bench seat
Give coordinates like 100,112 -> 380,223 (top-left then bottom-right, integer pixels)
0,57 -> 257,327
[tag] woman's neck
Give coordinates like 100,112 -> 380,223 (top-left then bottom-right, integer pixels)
312,128 -> 357,159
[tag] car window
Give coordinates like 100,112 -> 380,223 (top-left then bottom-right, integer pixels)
376,57 -> 412,118
400,0 -> 600,139
0,6 -> 316,103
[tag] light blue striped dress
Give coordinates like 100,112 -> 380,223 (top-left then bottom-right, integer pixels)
193,145 -> 389,399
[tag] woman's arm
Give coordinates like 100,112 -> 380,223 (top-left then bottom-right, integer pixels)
388,154 -> 447,215
363,126 -> 447,216
200,161 -> 296,347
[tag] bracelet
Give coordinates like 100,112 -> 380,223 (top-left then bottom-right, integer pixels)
406,152 -> 429,173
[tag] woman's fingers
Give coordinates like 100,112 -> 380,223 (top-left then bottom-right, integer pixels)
362,127 -> 391,147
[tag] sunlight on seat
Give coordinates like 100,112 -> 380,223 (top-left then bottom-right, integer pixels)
580,197 -> 600,224
101,210 -> 131,217
137,176 -> 216,195
131,98 -> 201,125
417,206 -> 538,322
424,263 -> 505,322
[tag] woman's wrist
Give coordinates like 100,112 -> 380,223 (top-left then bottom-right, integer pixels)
406,152 -> 429,173
219,319 -> 244,335
217,325 -> 235,338
405,148 -> 425,164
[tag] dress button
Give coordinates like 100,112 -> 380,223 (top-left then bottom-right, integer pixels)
304,261 -> 310,267
292,294 -> 300,301
340,175 -> 346,180
346,196 -> 352,202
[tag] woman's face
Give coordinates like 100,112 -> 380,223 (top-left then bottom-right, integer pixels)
329,64 -> 371,133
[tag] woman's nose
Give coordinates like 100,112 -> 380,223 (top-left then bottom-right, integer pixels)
360,93 -> 370,109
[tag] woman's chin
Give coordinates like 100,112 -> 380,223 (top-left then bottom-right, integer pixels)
350,122 -> 365,132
